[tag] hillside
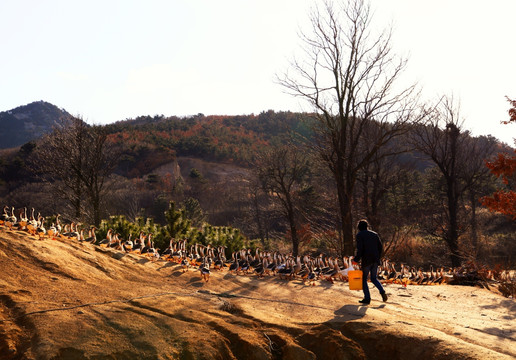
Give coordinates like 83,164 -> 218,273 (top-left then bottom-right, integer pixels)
0,228 -> 514,360
0,101 -> 70,149
105,110 -> 313,168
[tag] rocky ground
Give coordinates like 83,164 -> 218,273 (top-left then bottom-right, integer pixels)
0,228 -> 514,360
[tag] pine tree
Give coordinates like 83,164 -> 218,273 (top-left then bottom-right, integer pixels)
163,201 -> 191,240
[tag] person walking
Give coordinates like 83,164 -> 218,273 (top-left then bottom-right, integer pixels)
352,219 -> 388,305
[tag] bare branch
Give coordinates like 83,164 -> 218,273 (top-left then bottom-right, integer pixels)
277,0 -> 420,255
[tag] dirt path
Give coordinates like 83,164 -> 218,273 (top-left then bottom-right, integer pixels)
0,228 -> 514,359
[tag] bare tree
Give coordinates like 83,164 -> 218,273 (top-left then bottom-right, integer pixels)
34,116 -> 88,219
461,135 -> 498,253
278,0 -> 420,255
33,115 -> 118,225
356,148 -> 403,232
411,97 -> 497,266
81,124 -> 118,226
254,144 -> 309,257
412,98 -> 464,267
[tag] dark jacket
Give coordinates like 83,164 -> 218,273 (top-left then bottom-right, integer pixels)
354,229 -> 383,267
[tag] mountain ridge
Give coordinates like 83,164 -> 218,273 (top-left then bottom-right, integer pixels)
0,101 -> 70,149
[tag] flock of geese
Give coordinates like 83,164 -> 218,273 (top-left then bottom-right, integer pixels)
0,205 -> 500,286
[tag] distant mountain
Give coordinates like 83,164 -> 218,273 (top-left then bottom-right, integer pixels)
0,101 -> 70,149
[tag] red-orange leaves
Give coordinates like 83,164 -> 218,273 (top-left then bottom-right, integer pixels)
481,190 -> 516,220
504,97 -> 516,125
485,151 -> 516,184
481,97 -> 516,219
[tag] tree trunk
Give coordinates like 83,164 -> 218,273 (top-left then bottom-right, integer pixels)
336,180 -> 355,256
92,193 -> 101,227
286,193 -> 299,257
252,192 -> 266,246
447,177 -> 461,267
470,190 -> 478,256
447,124 -> 462,268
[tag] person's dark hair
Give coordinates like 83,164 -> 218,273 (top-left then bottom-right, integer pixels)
357,219 -> 368,231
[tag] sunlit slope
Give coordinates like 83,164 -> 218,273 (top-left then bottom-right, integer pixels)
0,229 -> 513,360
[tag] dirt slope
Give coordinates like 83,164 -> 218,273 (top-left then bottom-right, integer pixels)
0,228 -> 514,360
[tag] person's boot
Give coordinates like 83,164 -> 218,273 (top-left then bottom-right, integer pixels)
381,292 -> 388,302
358,299 -> 370,305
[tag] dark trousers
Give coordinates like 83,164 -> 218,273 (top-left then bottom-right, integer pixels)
362,263 -> 385,301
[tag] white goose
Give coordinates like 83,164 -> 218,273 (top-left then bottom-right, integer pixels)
36,214 -> 46,237
27,208 -> 38,235
18,207 -> 28,230
4,207 -> 17,230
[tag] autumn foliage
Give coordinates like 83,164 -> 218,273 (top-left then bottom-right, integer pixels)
103,111 -> 310,172
503,96 -> 516,124
481,98 -> 516,220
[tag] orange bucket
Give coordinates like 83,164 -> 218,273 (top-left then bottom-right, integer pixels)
348,270 -> 363,290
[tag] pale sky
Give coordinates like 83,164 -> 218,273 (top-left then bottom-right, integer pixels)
1,0 -> 514,144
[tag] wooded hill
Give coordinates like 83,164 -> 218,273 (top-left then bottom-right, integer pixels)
104,110 -> 313,173
0,101 -> 514,270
